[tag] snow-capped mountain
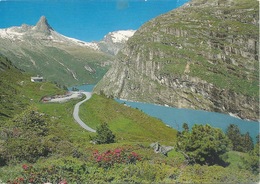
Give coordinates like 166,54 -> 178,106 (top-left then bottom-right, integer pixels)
96,30 -> 136,55
0,16 -> 99,50
0,16 -> 112,86
104,30 -> 136,43
0,16 -> 135,55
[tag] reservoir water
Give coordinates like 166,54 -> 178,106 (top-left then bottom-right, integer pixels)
69,84 -> 259,143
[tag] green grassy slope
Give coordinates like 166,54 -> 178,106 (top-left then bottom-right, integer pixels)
1,41 -> 113,87
79,94 -> 177,143
0,54 -> 64,120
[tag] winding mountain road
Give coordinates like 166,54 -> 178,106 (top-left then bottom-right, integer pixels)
73,92 -> 96,132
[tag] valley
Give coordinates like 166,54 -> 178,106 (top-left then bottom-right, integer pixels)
0,0 -> 259,183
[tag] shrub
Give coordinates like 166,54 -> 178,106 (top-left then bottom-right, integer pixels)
177,164 -> 259,183
7,164 -> 67,184
177,124 -> 231,166
242,142 -> 260,174
0,110 -> 51,164
7,158 -> 89,184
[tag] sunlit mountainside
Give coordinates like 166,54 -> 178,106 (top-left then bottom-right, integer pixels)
94,0 -> 259,121
0,16 -> 113,86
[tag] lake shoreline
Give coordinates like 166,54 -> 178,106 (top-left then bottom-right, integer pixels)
117,98 -> 259,123
70,84 -> 259,143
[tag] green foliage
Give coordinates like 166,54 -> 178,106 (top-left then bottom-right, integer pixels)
226,124 -> 254,152
177,124 -> 231,166
0,110 -> 51,164
90,122 -> 115,144
84,161 -> 175,183
226,124 -> 243,151
8,158 -> 89,184
6,157 -> 259,184
182,122 -> 189,132
176,164 -> 259,183
221,151 -> 247,170
242,132 -> 254,152
242,142 -> 260,174
0,55 -> 29,120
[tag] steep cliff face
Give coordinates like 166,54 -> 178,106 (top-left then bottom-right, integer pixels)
94,0 -> 259,121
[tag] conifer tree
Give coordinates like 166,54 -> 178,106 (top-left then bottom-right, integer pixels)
182,123 -> 189,132
90,122 -> 115,144
226,124 -> 243,151
226,124 -> 254,152
241,132 -> 254,152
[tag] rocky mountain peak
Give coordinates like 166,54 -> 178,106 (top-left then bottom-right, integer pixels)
34,16 -> 53,34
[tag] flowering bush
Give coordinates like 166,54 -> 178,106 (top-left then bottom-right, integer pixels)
6,157 -> 90,183
93,148 -> 141,168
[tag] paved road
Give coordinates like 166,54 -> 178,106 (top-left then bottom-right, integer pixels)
49,92 -> 82,103
73,92 -> 96,132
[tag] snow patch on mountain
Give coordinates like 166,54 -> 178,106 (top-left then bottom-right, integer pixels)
0,28 -> 25,40
106,30 -> 136,43
62,35 -> 99,50
0,16 -> 100,51
0,16 -> 135,54
96,30 -> 136,55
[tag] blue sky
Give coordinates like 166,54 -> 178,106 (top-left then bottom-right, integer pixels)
0,0 -> 188,41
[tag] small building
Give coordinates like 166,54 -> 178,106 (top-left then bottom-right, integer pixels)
31,76 -> 44,82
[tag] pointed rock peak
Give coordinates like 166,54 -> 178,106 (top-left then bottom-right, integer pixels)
35,16 -> 53,33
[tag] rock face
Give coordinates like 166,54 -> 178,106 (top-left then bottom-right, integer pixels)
150,142 -> 174,156
34,16 -> 54,34
94,0 -> 259,121
0,16 -> 112,86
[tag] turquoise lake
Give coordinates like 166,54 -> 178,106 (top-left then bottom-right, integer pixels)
69,84 -> 259,143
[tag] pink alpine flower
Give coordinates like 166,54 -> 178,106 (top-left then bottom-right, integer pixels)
59,179 -> 68,184
22,164 -> 28,171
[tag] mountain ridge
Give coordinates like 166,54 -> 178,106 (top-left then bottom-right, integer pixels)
0,16 -> 114,86
0,16 -> 100,49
